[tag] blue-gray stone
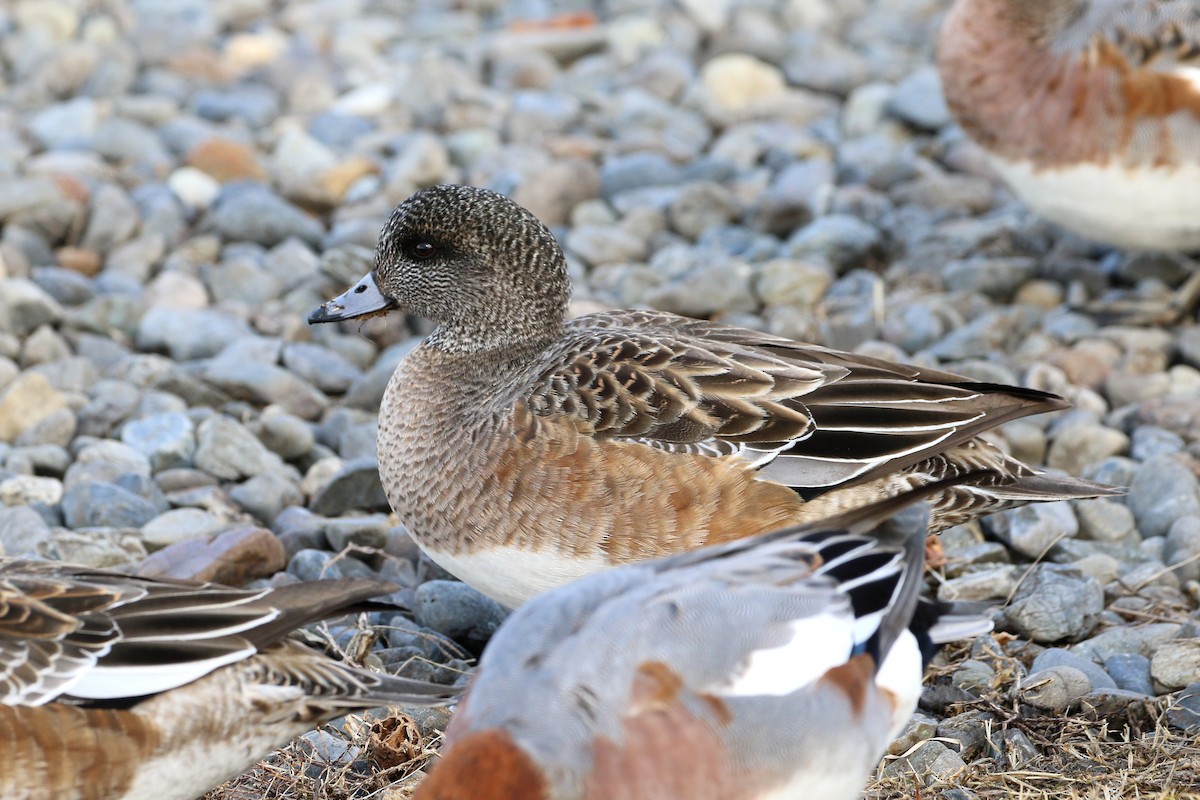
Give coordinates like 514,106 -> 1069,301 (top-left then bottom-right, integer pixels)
414,580 -> 510,648
382,614 -> 468,662
1031,648 -> 1116,691
1130,426 -> 1185,461
308,113 -> 376,149
782,214 -> 881,273
1104,653 -> 1154,695
1004,565 -> 1104,643
0,505 -> 53,556
192,87 -> 280,128
208,183 -> 323,246
324,514 -> 390,551
1128,455 -> 1200,538
62,482 -> 158,529
121,411 -> 195,471
1168,683 -> 1200,732
600,152 -> 683,198
310,457 -> 389,516
288,548 -> 337,582
136,306 -> 253,361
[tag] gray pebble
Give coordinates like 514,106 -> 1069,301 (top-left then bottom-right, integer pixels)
935,711 -> 993,760
299,730 -> 359,765
887,712 -> 938,757
1167,683 -> 1200,732
641,250 -> 757,317
943,258 -> 1037,301
0,505 -> 53,556
999,729 -> 1040,768
1165,516 -> 1200,583
137,307 -> 253,361
951,659 -> 995,693
379,614 -> 462,665
28,98 -> 99,149
1082,456 -> 1138,491
937,565 -> 1020,603
324,514 -> 391,552
310,457 -> 389,516
1071,623 -> 1183,662
229,473 -> 304,524
414,580 -> 509,648
881,739 -> 966,782
988,502 -> 1078,560
1030,647 -> 1116,691
141,507 -> 226,549
81,184 -> 140,254
289,548 -> 337,582
205,252 -> 284,307
208,183 -> 323,246
129,0 -> 217,64
31,267 -> 96,307
750,159 -> 833,235
1130,425 -> 1185,461
782,214 -> 881,273
281,342 -> 364,395
120,411 -> 195,472
0,279 -> 64,338
194,414 -> 287,481
1104,653 -> 1155,695
1073,497 -> 1138,544
667,181 -> 738,240
1128,455 -> 1200,539
254,411 -> 315,461
1046,422 -> 1129,475
203,356 -> 328,420
43,528 -> 147,568
192,87 -> 280,128
337,423 -> 378,461
62,481 -> 159,529
600,152 -> 683,198
15,407 -> 77,449
888,66 -> 951,130
565,224 -> 649,268
1003,565 -> 1103,642
1021,665 -> 1093,711
1150,639 -> 1200,692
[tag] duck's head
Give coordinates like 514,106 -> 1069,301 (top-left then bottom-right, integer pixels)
309,184 -> 571,352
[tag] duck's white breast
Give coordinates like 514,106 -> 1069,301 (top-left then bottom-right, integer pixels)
993,157 -> 1200,251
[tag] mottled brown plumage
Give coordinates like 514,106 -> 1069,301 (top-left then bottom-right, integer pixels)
310,185 -> 1119,608
0,560 -> 458,800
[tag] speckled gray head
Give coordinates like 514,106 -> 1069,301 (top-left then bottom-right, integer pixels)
309,184 -> 571,352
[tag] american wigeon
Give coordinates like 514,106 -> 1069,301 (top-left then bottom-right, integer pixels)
310,184 -> 1117,608
412,480 -> 991,800
0,561 -> 458,800
939,0 -> 1200,250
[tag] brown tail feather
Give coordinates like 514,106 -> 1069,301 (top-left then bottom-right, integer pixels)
984,471 -> 1125,501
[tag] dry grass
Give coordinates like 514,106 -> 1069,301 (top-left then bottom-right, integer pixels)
867,639 -> 1200,800
202,711 -> 444,800
868,713 -> 1200,799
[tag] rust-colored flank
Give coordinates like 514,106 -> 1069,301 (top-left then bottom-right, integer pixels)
415,730 -> 548,800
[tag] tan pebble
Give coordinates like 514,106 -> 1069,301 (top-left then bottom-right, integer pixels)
186,137 -> 268,182
55,246 -> 102,276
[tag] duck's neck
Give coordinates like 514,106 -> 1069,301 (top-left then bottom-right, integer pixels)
424,318 -> 564,359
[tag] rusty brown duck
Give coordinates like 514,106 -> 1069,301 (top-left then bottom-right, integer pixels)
939,0 -> 1200,250
0,559 -> 458,800
309,184 -> 1119,608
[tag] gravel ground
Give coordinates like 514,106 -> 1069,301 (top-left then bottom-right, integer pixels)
1,0 -> 1198,797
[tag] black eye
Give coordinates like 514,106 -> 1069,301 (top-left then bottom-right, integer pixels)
412,241 -> 436,259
